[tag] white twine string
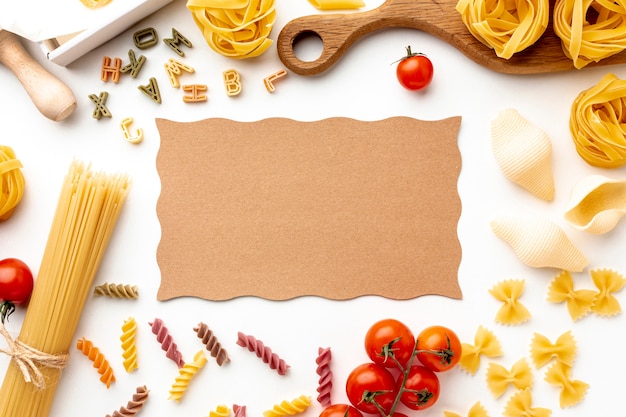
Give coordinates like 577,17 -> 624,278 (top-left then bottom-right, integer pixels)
0,321 -> 68,389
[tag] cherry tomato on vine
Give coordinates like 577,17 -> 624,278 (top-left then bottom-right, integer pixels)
319,404 -> 364,417
416,325 -> 462,372
364,318 -> 415,369
346,362 -> 397,414
0,258 -> 34,323
395,46 -> 433,91
397,364 -> 440,410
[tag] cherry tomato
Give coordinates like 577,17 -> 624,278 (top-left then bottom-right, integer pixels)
395,46 -> 433,91
397,364 -> 440,410
0,258 -> 34,322
319,404 -> 363,417
364,319 -> 415,369
346,362 -> 397,414
416,325 -> 462,372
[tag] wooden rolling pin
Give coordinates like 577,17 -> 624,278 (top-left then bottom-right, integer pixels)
0,30 -> 76,121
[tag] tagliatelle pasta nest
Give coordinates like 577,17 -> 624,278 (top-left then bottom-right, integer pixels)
553,0 -> 626,69
186,0 -> 276,59
456,0 -> 550,59
570,73 -> 626,168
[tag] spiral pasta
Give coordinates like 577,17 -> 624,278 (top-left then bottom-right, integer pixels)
236,331 -> 290,375
553,0 -> 626,69
570,73 -> 626,168
76,337 -> 116,388
263,395 -> 311,417
194,322 -> 230,365
94,282 -> 139,299
121,317 -> 139,373
168,350 -> 207,403
456,0 -> 549,59
0,145 -> 25,221
186,0 -> 276,59
149,318 -> 185,368
107,385 -> 150,417
315,347 -> 332,407
209,404 -> 231,417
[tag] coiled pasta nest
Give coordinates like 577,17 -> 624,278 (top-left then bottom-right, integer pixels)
0,146 -> 24,221
186,0 -> 277,59
456,0 -> 550,59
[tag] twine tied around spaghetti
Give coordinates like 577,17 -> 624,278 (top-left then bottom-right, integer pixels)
0,321 -> 69,389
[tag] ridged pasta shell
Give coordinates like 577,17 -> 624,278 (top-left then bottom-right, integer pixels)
491,108 -> 555,201
564,175 -> 626,234
490,213 -> 588,272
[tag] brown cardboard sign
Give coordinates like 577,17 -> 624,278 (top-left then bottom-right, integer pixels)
156,116 -> 462,301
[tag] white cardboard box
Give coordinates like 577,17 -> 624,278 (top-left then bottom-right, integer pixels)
41,0 -> 173,66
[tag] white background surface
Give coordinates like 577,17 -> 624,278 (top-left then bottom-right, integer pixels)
1,1 -> 626,416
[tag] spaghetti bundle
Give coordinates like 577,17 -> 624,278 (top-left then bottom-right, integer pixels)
553,0 -> 626,69
0,145 -> 25,221
570,73 -> 626,168
0,160 -> 130,417
186,0 -> 276,59
456,0 -> 549,59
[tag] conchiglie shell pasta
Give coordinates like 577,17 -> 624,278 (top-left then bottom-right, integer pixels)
490,213 -> 588,271
491,108 -> 555,201
564,174 -> 626,234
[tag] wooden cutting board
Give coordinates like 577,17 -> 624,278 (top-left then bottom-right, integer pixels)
277,0 -> 626,76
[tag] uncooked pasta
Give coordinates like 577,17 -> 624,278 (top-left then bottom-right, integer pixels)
76,337 -> 116,388
94,282 -> 139,299
0,160 -> 130,417
553,0 -> 626,69
121,317 -> 139,373
149,317 -> 185,368
0,145 -> 25,221
193,322 -> 230,366
456,0 -> 549,59
186,0 -> 276,59
236,331 -> 289,375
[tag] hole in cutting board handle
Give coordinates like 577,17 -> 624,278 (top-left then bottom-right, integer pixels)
291,31 -> 325,63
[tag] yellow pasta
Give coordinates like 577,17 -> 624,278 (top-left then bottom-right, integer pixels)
121,317 -> 139,373
443,402 -> 490,417
263,395 -> 311,417
0,145 -> 25,221
547,271 -> 597,321
209,404 -> 232,417
485,358 -> 533,398
0,160 -> 130,417
169,350 -> 207,403
186,0 -> 276,59
530,331 -> 577,369
553,0 -> 626,69
570,73 -> 626,168
489,279 -> 531,325
456,0 -> 549,59
307,0 -> 364,9
459,326 -> 503,375
503,388 -> 551,417
544,361 -> 589,408
590,268 -> 626,316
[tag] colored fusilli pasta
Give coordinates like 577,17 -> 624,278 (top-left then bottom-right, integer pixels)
194,322 -> 230,366
236,331 -> 289,375
169,350 -> 207,403
107,385 -> 150,417
121,317 -> 139,373
94,282 -> 139,299
263,395 -> 311,417
149,318 -> 185,368
76,337 -> 116,388
316,347 -> 332,407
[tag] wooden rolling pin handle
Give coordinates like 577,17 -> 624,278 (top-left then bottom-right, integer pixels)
0,30 -> 77,122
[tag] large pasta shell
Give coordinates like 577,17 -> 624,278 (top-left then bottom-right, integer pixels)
490,213 -> 588,271
491,108 -> 555,201
564,174 -> 626,234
